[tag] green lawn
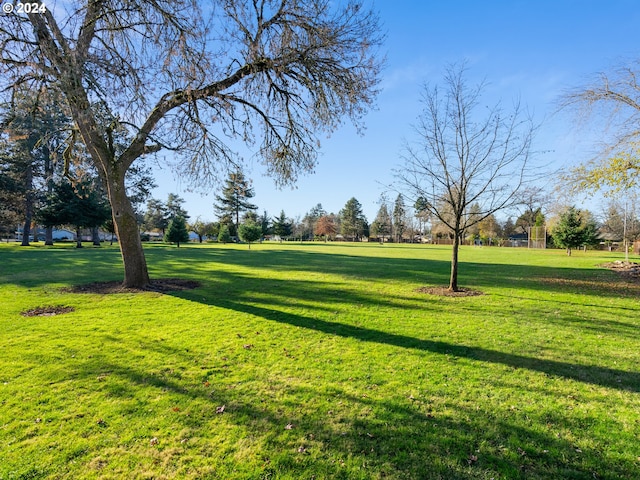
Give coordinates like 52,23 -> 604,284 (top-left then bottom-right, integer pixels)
0,241 -> 639,479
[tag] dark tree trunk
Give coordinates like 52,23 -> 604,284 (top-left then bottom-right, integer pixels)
449,231 -> 460,292
44,226 -> 53,245
92,226 -> 101,246
44,147 -> 54,245
75,227 -> 83,248
20,164 -> 33,246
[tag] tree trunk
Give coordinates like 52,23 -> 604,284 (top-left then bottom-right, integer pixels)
44,148 -> 54,245
449,231 -> 460,291
44,226 -> 53,245
20,164 -> 33,246
107,176 -> 150,288
75,227 -> 83,248
92,226 -> 101,246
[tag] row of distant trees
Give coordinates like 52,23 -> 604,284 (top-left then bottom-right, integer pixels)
2,92 -> 637,255
137,171 -> 638,254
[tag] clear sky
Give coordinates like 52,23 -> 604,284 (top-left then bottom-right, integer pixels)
151,0 -> 640,223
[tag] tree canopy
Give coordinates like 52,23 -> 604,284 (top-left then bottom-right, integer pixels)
0,0 -> 383,287
238,221 -> 262,248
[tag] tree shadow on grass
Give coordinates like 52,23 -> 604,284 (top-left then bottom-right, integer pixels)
174,286 -> 640,394
67,339 -> 636,480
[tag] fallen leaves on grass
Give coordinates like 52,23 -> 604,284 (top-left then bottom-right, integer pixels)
600,261 -> 640,281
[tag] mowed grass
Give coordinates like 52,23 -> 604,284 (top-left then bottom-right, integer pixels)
0,241 -> 639,480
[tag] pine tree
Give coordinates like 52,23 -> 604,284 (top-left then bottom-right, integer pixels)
552,207 -> 600,256
371,204 -> 391,243
272,210 -> 293,241
214,171 -> 258,227
339,198 -> 367,241
38,179 -> 111,248
164,216 -> 190,247
392,194 -> 406,243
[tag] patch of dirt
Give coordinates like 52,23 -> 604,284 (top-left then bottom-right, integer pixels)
21,305 -> 75,317
416,286 -> 484,297
64,278 -> 200,294
600,261 -> 640,281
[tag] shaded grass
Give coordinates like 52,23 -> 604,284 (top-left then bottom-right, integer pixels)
0,242 -> 639,479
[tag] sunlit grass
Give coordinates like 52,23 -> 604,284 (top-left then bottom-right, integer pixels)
1,241 -> 639,479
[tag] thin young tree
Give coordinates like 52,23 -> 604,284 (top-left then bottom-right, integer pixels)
397,63 -> 535,291
0,0 -> 383,287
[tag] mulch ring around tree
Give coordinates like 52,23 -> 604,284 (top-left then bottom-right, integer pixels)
599,261 -> 640,281
21,305 -> 76,317
416,286 -> 484,297
63,278 -> 201,295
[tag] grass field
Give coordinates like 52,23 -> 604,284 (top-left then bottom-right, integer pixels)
0,241 -> 639,479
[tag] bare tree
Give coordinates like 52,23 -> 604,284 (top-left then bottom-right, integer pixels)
397,64 -> 535,291
0,0 -> 383,287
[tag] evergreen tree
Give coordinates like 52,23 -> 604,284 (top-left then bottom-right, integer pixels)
339,197 -> 367,241
143,198 -> 169,234
300,203 -> 326,240
164,216 -> 190,247
0,88 -> 71,245
272,210 -> 293,241
38,179 -> 111,248
218,224 -> 231,244
218,213 -> 237,237
259,210 -> 272,236
371,203 -> 391,243
392,194 -> 406,243
214,171 -> 258,227
238,221 -> 263,249
552,207 -> 600,256
166,193 -> 190,221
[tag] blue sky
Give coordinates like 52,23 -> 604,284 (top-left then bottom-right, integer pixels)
153,0 -> 640,223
